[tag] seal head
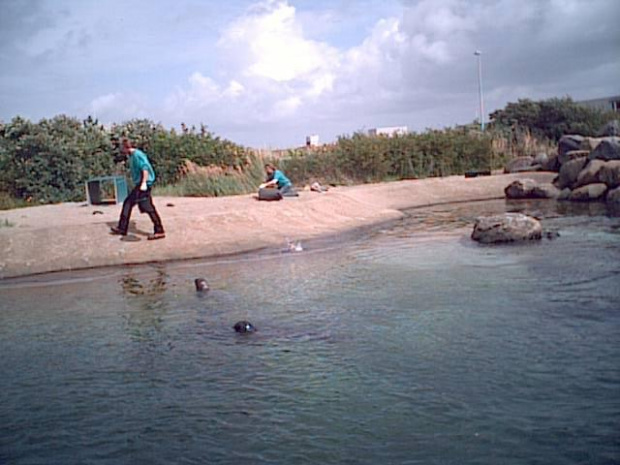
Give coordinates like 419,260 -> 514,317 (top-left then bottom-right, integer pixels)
233,321 -> 256,333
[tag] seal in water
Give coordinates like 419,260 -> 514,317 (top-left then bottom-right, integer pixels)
195,278 -> 209,292
233,321 -> 256,333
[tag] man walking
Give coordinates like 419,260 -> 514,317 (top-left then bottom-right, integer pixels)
110,138 -> 165,240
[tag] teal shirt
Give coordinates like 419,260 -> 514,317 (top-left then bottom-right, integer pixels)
129,149 -> 156,187
272,170 -> 291,188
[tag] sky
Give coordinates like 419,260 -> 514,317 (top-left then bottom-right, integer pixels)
1,0 -> 619,148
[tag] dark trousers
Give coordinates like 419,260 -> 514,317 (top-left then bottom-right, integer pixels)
117,186 -> 164,234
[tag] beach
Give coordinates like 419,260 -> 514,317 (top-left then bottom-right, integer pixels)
0,172 -> 555,279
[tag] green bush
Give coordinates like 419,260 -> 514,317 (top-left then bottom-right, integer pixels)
489,97 -> 616,141
0,96 -> 612,207
280,128 -> 497,187
0,116 -> 252,205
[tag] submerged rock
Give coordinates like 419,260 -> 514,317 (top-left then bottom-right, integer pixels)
471,213 -> 542,244
504,179 -> 559,199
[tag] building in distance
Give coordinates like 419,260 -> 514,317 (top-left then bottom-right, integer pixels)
368,126 -> 408,137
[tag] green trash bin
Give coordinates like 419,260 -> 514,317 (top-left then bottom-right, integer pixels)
85,176 -> 128,205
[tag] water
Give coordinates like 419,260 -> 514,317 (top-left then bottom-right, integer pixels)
1,199 -> 619,464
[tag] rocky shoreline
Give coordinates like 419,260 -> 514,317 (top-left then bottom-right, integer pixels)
503,134 -> 620,206
471,133 -> 619,244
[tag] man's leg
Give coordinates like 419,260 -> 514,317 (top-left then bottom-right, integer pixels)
113,187 -> 139,234
138,190 -> 165,236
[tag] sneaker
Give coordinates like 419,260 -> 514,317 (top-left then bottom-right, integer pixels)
110,226 -> 127,236
147,232 -> 166,241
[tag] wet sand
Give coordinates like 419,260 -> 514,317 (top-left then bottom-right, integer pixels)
0,172 -> 555,279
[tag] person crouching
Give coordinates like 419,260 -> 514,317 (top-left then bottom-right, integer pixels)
259,163 -> 298,197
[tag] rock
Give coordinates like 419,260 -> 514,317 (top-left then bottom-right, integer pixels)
597,120 -> 620,137
504,156 -> 535,173
574,160 -> 607,188
558,188 -> 572,200
541,153 -> 560,172
607,186 -> 620,205
471,213 -> 542,244
464,169 -> 492,178
504,179 -> 559,199
568,183 -> 608,201
597,160 -> 620,188
558,135 -> 584,158
580,137 -> 603,152
558,149 -> 589,167
556,157 -> 588,189
533,152 -> 549,167
588,137 -> 620,161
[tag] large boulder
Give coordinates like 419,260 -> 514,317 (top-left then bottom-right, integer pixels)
568,183 -> 608,201
598,120 -> 620,137
471,213 -> 542,244
588,137 -> 620,161
504,156 -> 537,173
556,157 -> 588,189
574,160 -> 607,188
580,137 -> 603,152
607,186 -> 620,205
558,135 -> 584,158
504,179 -> 559,199
558,149 -> 590,166
597,160 -> 620,188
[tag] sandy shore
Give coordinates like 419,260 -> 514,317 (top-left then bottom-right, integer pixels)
0,172 -> 555,279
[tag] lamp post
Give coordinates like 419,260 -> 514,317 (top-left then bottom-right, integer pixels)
474,50 -> 485,131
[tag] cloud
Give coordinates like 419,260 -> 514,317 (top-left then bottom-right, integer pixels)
1,0 -> 618,147
165,1 -> 343,126
88,92 -> 150,122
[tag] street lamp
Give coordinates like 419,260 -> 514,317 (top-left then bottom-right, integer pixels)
474,50 -> 485,131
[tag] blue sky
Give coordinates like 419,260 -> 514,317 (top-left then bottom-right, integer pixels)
1,0 -> 619,148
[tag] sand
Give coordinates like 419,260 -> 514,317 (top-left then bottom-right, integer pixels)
0,172 -> 555,279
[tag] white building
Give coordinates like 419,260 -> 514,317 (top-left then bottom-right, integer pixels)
577,95 -> 620,113
305,134 -> 320,147
368,126 -> 408,137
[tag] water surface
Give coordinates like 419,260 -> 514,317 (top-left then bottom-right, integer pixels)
1,199 -> 619,464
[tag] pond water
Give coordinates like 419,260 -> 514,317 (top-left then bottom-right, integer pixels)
1,199 -> 619,465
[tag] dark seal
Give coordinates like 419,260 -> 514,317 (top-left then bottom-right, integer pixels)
233,321 -> 256,333
195,278 -> 209,292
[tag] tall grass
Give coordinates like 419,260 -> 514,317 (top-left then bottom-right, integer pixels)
154,154 -> 265,197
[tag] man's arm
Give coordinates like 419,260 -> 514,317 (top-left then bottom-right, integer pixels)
140,169 -> 149,191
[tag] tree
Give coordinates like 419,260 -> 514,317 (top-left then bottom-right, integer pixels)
489,97 -> 616,141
